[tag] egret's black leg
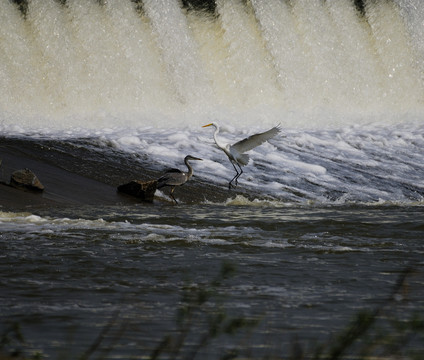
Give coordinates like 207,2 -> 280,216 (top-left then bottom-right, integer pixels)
229,162 -> 240,189
234,164 -> 243,186
229,175 -> 237,189
169,187 -> 178,204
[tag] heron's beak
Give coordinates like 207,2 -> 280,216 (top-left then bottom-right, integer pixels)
202,123 -> 213,128
194,157 -> 202,161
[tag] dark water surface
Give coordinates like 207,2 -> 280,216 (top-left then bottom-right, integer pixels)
1,204 -> 423,359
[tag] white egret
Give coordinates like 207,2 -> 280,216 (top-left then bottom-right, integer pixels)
157,155 -> 202,204
202,122 -> 280,189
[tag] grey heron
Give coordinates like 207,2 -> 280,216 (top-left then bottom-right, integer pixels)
157,155 -> 202,204
202,122 -> 280,189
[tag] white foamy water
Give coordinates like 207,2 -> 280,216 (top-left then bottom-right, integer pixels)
0,0 -> 423,204
1,206 -> 414,254
105,120 -> 424,204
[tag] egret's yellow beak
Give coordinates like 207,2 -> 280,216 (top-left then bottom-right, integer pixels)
202,123 -> 213,128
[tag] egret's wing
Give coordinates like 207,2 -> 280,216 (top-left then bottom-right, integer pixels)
232,125 -> 281,153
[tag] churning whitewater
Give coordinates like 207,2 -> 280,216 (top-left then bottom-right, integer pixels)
0,0 -> 424,204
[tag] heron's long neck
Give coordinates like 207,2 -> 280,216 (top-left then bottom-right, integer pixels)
185,159 -> 194,178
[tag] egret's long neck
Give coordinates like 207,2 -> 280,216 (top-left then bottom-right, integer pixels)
213,126 -> 226,151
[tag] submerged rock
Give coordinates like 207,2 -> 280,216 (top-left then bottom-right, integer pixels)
10,168 -> 44,192
117,180 -> 157,203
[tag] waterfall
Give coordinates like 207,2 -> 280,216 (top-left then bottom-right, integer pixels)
143,0 -> 214,105
0,0 -> 423,128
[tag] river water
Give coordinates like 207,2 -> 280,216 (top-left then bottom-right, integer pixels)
1,0 -> 424,358
1,204 -> 423,358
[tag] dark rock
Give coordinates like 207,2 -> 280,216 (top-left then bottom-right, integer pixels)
117,180 -> 157,203
10,168 -> 44,192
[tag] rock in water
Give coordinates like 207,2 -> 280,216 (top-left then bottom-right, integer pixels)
117,180 -> 157,203
10,169 -> 45,192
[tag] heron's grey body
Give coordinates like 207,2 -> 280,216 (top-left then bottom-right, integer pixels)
202,122 -> 280,189
157,155 -> 202,204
